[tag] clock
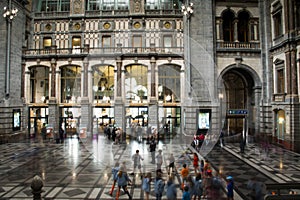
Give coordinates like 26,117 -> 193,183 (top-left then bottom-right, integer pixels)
164,22 -> 171,29
74,23 -> 81,30
45,24 -> 52,31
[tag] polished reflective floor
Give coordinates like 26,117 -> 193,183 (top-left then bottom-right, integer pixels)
0,133 -> 299,199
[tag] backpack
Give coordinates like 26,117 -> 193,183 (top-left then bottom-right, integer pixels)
155,179 -> 165,194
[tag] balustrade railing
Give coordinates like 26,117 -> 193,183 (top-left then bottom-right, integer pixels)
217,41 -> 260,50
23,46 -> 184,57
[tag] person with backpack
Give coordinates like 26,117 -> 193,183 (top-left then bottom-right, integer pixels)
154,171 -> 165,200
166,176 -> 177,200
109,162 -> 120,196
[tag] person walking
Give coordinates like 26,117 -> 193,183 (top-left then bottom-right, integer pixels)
156,149 -> 163,172
109,162 -> 120,196
192,173 -> 203,200
142,172 -> 152,200
131,149 -> 144,176
149,136 -> 156,164
116,167 -> 132,200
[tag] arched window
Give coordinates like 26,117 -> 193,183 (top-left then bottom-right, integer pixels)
125,65 -> 148,103
30,66 -> 49,103
238,11 -> 250,42
222,10 -> 235,42
61,65 -> 81,103
92,65 -> 114,103
158,65 -> 181,103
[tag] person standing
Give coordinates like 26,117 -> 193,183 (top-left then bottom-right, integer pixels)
226,176 -> 234,200
193,153 -> 199,174
156,149 -> 163,172
116,167 -> 132,200
131,149 -> 144,176
168,153 -> 175,175
149,136 -> 156,164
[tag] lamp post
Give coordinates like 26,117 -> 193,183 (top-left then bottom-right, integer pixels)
181,1 -> 193,97
3,0 -> 18,99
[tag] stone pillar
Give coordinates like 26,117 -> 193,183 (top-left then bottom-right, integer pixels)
233,19 -> 238,42
80,97 -> 91,134
285,47 -> 298,101
48,97 -> 59,133
148,57 -> 158,128
50,58 -> 56,98
116,57 -> 122,98
115,57 -> 125,130
83,57 -> 89,97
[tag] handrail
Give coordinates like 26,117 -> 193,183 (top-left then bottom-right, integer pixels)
264,183 -> 300,200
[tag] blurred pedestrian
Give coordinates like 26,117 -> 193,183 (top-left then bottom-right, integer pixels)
131,149 -> 144,176
166,176 -> 177,200
154,171 -> 165,200
226,176 -> 234,200
109,162 -> 120,195
149,136 -> 156,163
192,173 -> 203,200
182,185 -> 191,200
116,167 -> 132,200
142,172 -> 152,200
193,153 -> 199,174
180,163 -> 189,190
156,149 -> 163,172
168,153 -> 175,175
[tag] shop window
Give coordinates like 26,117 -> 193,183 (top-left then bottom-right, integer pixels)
238,11 -> 250,42
222,10 -> 235,42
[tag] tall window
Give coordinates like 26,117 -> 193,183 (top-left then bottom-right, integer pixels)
145,0 -> 181,10
272,2 -> 283,38
133,35 -> 142,52
103,0 -> 114,10
277,68 -> 285,94
222,10 -> 235,42
61,66 -> 81,103
93,65 -> 114,102
125,65 -> 148,103
238,11 -> 250,42
158,65 -> 181,103
116,0 -> 129,10
38,0 -> 70,12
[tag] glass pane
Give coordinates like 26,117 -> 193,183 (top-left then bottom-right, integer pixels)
43,38 -> 52,48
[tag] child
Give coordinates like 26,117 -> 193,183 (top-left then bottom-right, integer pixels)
182,185 -> 191,200
142,172 -> 152,200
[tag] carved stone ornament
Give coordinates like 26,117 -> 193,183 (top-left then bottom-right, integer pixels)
73,0 -> 82,14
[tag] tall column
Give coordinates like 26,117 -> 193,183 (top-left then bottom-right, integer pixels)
149,57 -> 158,128
50,58 -> 56,98
234,19 -> 238,42
115,57 -> 125,130
81,57 -> 91,133
285,47 -> 298,101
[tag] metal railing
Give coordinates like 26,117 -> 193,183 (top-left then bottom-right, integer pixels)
264,183 -> 300,200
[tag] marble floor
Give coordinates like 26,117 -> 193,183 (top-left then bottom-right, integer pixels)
0,133 -> 299,200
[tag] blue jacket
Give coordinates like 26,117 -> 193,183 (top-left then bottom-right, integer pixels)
117,172 -> 131,187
